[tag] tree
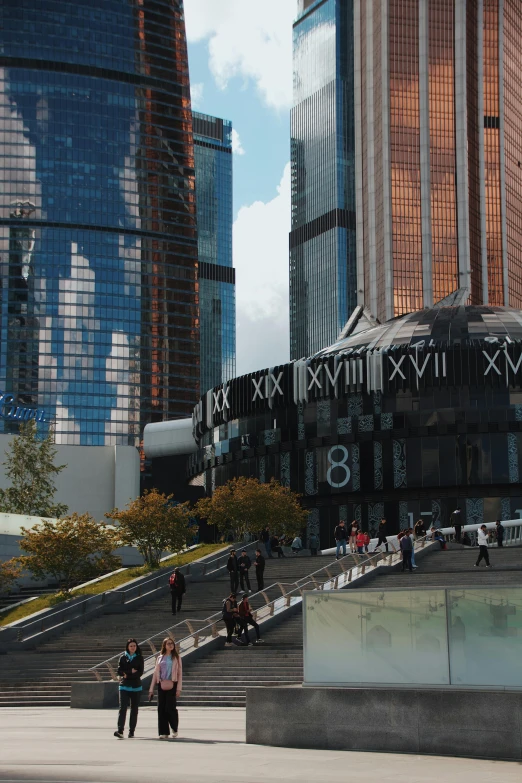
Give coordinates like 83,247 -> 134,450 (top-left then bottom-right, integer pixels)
0,419 -> 68,517
106,489 -> 194,568
0,558 -> 22,594
194,477 -> 308,541
19,513 -> 121,593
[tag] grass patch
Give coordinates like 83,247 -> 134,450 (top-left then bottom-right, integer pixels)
0,543 -> 223,627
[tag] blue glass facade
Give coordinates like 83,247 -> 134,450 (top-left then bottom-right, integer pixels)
0,0 -> 199,445
193,112 -> 235,394
290,0 -> 356,359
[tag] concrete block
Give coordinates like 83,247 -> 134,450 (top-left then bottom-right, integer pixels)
70,681 -> 120,709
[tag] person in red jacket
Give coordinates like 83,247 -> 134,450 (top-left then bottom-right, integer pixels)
238,593 -> 264,645
356,530 -> 366,554
363,531 -> 371,553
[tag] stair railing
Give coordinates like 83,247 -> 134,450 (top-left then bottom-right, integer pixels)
438,518 -> 522,547
79,537 -> 427,683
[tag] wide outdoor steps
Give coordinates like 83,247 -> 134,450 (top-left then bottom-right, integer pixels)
0,554 -> 327,707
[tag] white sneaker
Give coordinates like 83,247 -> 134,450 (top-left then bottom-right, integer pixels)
171,731 -> 178,738
159,735 -> 169,739
224,642 -> 232,647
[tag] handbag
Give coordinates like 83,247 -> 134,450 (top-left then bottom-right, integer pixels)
160,679 -> 174,691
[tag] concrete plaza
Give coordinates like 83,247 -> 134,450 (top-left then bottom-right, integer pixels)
0,707 -> 518,783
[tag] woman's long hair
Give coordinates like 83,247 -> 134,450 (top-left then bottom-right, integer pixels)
160,637 -> 179,659
125,638 -> 142,657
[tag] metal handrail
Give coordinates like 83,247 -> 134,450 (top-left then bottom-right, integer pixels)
79,539 -> 422,681
437,519 -> 522,547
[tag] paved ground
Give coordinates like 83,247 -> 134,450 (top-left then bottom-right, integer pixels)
0,708 -> 519,783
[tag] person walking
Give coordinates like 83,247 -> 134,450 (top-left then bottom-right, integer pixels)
309,532 -> 319,556
222,592 -> 240,646
400,530 -> 413,572
495,519 -> 505,548
450,506 -> 463,543
356,529 -> 366,554
475,525 -> 492,567
238,593 -> 264,645
349,521 -> 358,553
227,549 -> 239,593
254,548 -> 265,591
148,638 -> 182,739
114,638 -> 144,739
261,528 -> 273,559
334,520 -> 348,560
168,568 -> 186,616
374,519 -> 389,553
238,550 -> 252,592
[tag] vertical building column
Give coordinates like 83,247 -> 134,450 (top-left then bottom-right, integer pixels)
455,0 -> 471,294
499,0 -> 509,304
419,0 -> 432,307
477,0 -> 488,303
381,0 -> 393,321
365,0 -> 378,318
354,0 -> 365,307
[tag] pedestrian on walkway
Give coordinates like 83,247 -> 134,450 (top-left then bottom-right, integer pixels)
114,638 -> 144,739
222,592 -> 240,645
238,550 -> 252,592
349,521 -> 358,553
334,520 -> 348,559
261,527 -> 273,558
475,525 -> 492,567
148,638 -> 182,739
374,519 -> 389,553
169,567 -> 186,616
309,532 -> 319,556
356,529 -> 366,554
238,593 -> 264,645
451,506 -> 463,543
495,519 -> 504,548
400,530 -> 413,572
254,548 -> 265,591
227,549 -> 239,593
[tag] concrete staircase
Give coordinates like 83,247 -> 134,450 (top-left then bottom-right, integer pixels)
0,584 -> 61,611
0,554 -> 325,707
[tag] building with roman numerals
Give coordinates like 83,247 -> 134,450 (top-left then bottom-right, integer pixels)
144,303 -> 522,548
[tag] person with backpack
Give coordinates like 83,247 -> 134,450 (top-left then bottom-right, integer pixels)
222,592 -> 240,646
334,520 -> 348,559
254,548 -> 265,591
238,593 -> 264,645
114,638 -> 144,739
238,550 -> 252,592
227,549 -> 239,593
168,568 -> 186,616
400,530 -> 413,572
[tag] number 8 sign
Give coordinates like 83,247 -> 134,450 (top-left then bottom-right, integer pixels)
326,445 -> 351,488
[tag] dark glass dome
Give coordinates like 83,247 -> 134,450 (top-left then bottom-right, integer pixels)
314,305 -> 522,357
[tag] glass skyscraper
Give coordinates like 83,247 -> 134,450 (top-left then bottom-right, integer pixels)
0,0 -> 199,445
290,0 -> 356,359
193,112 -> 235,394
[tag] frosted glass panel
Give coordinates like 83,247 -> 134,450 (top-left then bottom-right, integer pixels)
447,587 -> 522,687
304,591 -> 450,685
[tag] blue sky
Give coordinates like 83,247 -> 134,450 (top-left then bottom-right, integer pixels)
184,0 -> 296,376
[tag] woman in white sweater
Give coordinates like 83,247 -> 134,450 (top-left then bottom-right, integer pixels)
149,638 -> 183,739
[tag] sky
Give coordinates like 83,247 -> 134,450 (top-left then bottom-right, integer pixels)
184,0 -> 296,377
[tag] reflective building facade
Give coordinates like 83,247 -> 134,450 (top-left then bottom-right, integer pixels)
189,305 -> 522,549
0,0 -> 199,445
290,0 -> 356,359
193,112 -> 235,394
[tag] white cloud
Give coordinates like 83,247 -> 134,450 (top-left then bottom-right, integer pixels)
184,0 -> 294,111
190,81 -> 204,108
231,128 -> 245,156
234,164 -> 290,375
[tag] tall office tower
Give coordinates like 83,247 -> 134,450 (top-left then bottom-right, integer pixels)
193,112 -> 235,394
0,0 -> 199,445
355,0 -> 522,321
290,0 -> 356,359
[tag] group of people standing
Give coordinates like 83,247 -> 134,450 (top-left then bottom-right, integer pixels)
260,528 -> 308,558
227,548 -> 267,592
333,520 -> 372,559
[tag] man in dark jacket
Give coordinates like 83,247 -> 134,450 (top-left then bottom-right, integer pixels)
169,568 -> 186,615
495,519 -> 505,547
227,549 -> 239,592
238,550 -> 252,592
450,506 -> 462,543
261,527 -> 273,558
400,532 -> 413,572
254,548 -> 265,591
334,521 -> 348,559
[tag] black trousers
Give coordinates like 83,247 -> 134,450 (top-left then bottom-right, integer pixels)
401,551 -> 413,571
224,617 -> 236,643
157,684 -> 179,735
497,537 -> 504,548
476,545 -> 490,566
171,592 -> 183,614
376,536 -> 388,552
239,571 -> 251,591
310,548 -> 318,556
117,689 -> 140,733
229,571 -> 239,592
239,615 -> 260,643
454,524 -> 462,543
255,568 -> 264,591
